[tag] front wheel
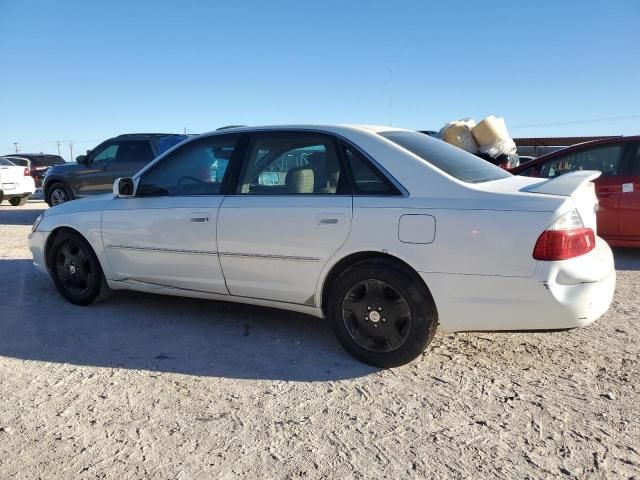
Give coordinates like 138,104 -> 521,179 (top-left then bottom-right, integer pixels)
328,260 -> 438,368
9,196 -> 28,206
48,231 -> 111,306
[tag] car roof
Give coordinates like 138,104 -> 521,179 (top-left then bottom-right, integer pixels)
115,133 -> 185,138
1,153 -> 62,158
195,124 -> 408,137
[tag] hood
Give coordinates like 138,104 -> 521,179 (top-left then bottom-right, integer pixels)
44,193 -> 113,217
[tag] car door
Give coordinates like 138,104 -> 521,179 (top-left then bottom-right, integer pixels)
522,143 -> 626,238
617,142 -> 640,241
217,131 -> 352,305
72,141 -> 121,197
107,140 -> 156,183
101,134 -> 242,294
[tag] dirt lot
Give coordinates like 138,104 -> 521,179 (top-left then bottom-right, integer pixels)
0,201 -> 638,479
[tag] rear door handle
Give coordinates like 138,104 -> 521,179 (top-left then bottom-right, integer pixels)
316,213 -> 344,225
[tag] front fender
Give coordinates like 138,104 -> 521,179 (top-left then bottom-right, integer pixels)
37,211 -> 112,280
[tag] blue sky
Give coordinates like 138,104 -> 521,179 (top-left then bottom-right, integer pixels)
1,0 -> 638,161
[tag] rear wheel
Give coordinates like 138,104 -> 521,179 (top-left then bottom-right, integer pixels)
9,196 -> 28,206
47,231 -> 111,306
47,183 -> 71,206
328,260 -> 438,368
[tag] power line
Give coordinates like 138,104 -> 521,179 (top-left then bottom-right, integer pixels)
512,114 -> 640,129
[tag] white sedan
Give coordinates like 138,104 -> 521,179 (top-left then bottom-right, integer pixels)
0,158 -> 36,206
29,125 -> 615,367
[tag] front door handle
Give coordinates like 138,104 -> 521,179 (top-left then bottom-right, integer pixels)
191,215 -> 210,223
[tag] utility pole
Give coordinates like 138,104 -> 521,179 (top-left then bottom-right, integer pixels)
69,141 -> 74,162
184,127 -> 187,135
13,142 -> 19,153
56,141 -> 61,155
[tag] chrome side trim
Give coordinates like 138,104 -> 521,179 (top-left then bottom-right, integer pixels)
106,244 -> 218,256
219,252 -> 322,262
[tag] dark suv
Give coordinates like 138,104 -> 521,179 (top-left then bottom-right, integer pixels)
2,153 -> 66,188
43,133 -> 188,206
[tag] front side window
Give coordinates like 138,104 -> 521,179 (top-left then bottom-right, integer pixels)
632,144 -> 640,175
537,145 -> 624,178
137,136 -> 238,196
115,141 -> 154,163
238,134 -> 343,194
93,144 -> 119,163
379,131 -> 510,183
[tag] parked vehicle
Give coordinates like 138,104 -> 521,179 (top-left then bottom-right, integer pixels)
511,136 -> 640,248
2,153 -> 65,188
0,157 -> 36,205
43,133 -> 188,206
29,125 -> 615,367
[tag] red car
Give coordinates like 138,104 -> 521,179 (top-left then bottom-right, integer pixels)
510,136 -> 640,248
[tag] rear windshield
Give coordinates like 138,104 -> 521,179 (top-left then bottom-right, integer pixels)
379,131 -> 511,183
30,155 -> 66,166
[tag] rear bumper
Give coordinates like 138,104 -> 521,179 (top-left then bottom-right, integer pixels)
2,176 -> 35,197
421,237 -> 616,332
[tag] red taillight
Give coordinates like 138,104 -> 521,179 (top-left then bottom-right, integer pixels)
533,227 -> 596,260
24,167 -> 30,176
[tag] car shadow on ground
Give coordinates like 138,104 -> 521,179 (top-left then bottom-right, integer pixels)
612,248 -> 640,271
0,259 -> 376,381
0,205 -> 47,226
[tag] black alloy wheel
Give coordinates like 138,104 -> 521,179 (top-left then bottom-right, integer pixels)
342,279 -> 412,353
329,259 -> 438,368
48,231 -> 110,305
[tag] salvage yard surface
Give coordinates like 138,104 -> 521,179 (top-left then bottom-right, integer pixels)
0,201 -> 638,479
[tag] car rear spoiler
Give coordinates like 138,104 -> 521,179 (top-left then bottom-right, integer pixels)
521,170 -> 601,197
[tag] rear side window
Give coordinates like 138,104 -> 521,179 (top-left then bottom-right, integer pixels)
238,134 -> 345,195
379,131 -> 511,183
343,146 -> 400,195
31,155 -> 65,166
0,158 -> 14,166
115,141 -> 154,163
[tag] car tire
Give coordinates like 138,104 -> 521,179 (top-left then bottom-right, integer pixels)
46,183 -> 71,206
0,190 -> 3,203
9,196 -> 28,206
328,259 -> 438,368
47,230 -> 111,306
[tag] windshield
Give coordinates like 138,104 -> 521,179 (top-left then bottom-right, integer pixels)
379,131 -> 511,183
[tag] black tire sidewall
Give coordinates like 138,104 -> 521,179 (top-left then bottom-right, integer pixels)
46,183 -> 70,206
9,197 -> 28,206
48,231 -> 106,306
328,261 -> 438,368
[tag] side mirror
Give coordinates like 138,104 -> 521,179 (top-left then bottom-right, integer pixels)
113,177 -> 135,198
76,155 -> 88,165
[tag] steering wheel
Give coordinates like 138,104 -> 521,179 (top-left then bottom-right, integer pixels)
176,175 -> 208,194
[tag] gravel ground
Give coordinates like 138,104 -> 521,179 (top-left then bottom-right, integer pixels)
0,201 -> 639,479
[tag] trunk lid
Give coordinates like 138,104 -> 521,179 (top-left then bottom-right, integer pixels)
0,165 -> 25,192
521,171 -> 601,231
